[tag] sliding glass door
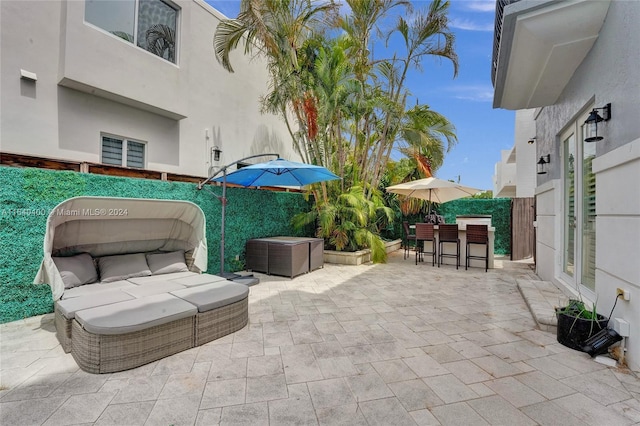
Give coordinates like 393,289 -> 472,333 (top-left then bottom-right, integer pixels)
561,112 -> 596,292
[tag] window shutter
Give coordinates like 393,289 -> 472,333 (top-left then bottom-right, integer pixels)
127,141 -> 145,168
102,136 -> 123,166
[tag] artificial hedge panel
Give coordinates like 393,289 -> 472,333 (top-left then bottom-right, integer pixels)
0,166 -> 309,323
439,198 -> 511,255
389,198 -> 512,255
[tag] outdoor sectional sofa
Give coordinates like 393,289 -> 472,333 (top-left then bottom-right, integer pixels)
34,197 -> 249,373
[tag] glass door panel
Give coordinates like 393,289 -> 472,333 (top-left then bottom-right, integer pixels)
581,124 -> 596,290
563,133 -> 576,278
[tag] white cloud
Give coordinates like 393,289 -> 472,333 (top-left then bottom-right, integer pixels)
450,17 -> 494,32
461,0 -> 496,13
447,85 -> 495,102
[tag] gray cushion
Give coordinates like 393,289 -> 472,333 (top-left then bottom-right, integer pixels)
56,290 -> 134,319
122,280 -> 186,298
127,271 -> 197,285
170,273 -> 228,288
98,253 -> 151,283
52,253 -> 98,289
62,280 -> 138,299
75,293 -> 197,335
171,282 -> 249,312
146,250 -> 189,275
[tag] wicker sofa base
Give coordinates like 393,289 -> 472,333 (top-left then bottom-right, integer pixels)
71,316 -> 195,374
195,297 -> 249,346
55,307 -> 73,353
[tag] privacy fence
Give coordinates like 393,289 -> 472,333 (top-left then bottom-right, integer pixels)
0,166 -> 310,323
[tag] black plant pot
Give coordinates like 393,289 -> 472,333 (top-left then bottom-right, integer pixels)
556,311 -> 609,351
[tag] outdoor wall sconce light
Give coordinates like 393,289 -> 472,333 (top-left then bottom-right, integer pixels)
537,154 -> 550,175
527,137 -> 536,144
584,103 -> 611,142
212,146 -> 222,162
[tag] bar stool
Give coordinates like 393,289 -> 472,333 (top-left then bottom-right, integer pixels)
402,221 -> 416,259
465,224 -> 489,272
438,224 -> 460,269
415,223 -> 436,266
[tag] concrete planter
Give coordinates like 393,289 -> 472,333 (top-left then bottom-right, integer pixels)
324,239 -> 401,265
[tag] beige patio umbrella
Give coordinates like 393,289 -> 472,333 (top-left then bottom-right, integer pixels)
386,177 -> 483,214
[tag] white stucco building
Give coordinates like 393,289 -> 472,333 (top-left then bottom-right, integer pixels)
0,0 -> 299,177
493,108 -> 537,198
493,0 -> 640,371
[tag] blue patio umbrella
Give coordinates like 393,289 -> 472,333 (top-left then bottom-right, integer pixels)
212,158 -> 340,187
200,155 -> 340,276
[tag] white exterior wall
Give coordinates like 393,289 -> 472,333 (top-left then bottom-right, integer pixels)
533,2 -> 640,371
0,0 -> 299,176
493,109 -> 536,198
514,109 -> 536,198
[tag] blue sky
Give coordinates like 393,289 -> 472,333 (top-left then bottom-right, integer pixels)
206,0 -> 514,191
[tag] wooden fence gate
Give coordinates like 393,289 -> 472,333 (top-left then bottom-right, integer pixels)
510,197 -> 535,260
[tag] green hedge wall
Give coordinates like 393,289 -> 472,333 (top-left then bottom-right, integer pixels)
439,198 -> 511,255
388,198 -> 512,255
0,166 -> 310,323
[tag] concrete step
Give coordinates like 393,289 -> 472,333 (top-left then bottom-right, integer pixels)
517,279 -> 569,333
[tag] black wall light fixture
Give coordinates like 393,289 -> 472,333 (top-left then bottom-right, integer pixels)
537,154 -> 550,175
584,103 -> 611,142
527,137 -> 536,144
212,146 -> 222,162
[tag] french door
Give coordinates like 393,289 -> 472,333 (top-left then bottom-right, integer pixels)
561,112 -> 597,293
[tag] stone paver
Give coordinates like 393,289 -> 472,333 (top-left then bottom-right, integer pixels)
1,252 -> 639,425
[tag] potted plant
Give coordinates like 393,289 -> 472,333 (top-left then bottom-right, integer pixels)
556,299 -> 608,351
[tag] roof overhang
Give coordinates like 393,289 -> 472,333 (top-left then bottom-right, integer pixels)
493,0 -> 611,110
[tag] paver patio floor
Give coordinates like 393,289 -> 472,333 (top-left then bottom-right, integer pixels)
1,251 -> 639,425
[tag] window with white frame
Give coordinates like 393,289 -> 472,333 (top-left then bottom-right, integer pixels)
101,135 -> 146,168
85,0 -> 178,63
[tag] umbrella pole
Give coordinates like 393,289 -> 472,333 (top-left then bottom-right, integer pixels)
220,170 -> 227,275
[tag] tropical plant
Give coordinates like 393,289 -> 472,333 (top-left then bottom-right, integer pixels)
212,0 -> 459,261
291,186 -> 394,262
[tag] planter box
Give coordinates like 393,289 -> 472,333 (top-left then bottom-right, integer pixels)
324,239 -> 402,265
556,311 -> 608,352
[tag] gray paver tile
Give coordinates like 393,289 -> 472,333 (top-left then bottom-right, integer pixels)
515,370 -> 575,399
220,402 -> 269,426
268,397 -> 318,425
281,344 -> 324,384
207,356 -> 247,381
388,379 -> 444,411
520,400 -> 591,426
0,396 -> 68,426
430,401 -> 489,426
423,374 -> 479,404
43,392 -> 116,426
345,373 -> 394,402
94,401 -> 155,426
111,375 -> 169,404
307,378 -> 356,409
554,393 -> 634,426
560,370 -> 633,405
200,378 -> 246,409
467,395 -> 537,425
471,355 -> 522,378
310,341 -> 346,359
195,408 -> 222,426
144,395 -> 200,426
158,373 -> 206,400
409,408 -> 441,425
358,397 -> 417,426
443,360 -> 492,384
246,373 -> 288,403
403,355 -> 449,378
484,376 -> 546,408
317,404 -> 368,426
371,359 -> 418,383
247,354 -> 283,377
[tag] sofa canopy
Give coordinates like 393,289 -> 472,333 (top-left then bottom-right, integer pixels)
34,197 -> 208,300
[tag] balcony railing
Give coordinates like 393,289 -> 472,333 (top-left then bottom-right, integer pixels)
491,0 -> 521,86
